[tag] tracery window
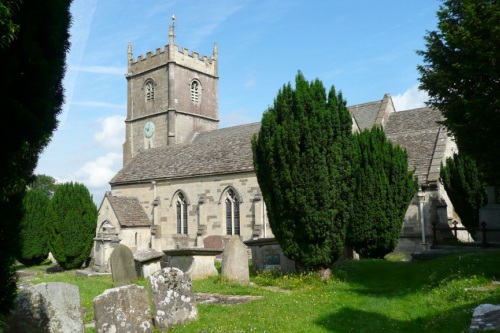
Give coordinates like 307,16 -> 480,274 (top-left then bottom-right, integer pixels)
225,189 -> 240,235
190,80 -> 201,105
176,192 -> 188,234
145,80 -> 154,102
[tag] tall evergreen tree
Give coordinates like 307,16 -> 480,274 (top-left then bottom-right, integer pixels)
440,153 -> 487,235
252,72 -> 353,271
0,0 -> 71,316
17,189 -> 50,266
347,126 -> 417,258
45,182 -> 97,270
417,0 -> 500,185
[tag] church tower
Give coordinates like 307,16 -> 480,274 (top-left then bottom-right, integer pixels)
123,18 -> 219,165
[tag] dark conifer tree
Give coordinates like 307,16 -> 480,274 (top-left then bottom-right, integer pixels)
17,189 -> 50,266
440,153 -> 487,236
252,72 -> 353,271
45,182 -> 97,270
347,126 -> 417,258
0,0 -> 71,316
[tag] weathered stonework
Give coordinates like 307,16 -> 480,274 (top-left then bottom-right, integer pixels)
148,267 -> 198,330
93,284 -> 152,333
4,282 -> 84,333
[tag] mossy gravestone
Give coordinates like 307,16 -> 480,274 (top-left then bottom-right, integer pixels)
110,244 -> 137,287
4,282 -> 84,333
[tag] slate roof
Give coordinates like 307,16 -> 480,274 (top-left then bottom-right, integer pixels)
385,107 -> 446,184
110,122 -> 260,184
106,194 -> 151,227
348,101 -> 382,131
110,105 -> 448,186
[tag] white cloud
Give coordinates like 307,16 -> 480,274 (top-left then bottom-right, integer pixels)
70,65 -> 127,75
74,152 -> 122,189
94,115 -> 126,149
392,84 -> 429,111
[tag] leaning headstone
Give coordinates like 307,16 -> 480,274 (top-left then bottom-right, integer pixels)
221,236 -> 250,284
3,282 -> 84,333
469,303 -> 500,332
148,267 -> 198,330
93,284 -> 152,333
109,244 -> 137,287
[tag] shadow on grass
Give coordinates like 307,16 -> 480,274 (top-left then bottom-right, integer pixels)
314,302 -> 478,333
333,251 -> 500,298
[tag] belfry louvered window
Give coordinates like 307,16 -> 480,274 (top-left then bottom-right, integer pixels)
176,192 -> 188,234
225,189 -> 240,236
145,80 -> 154,102
190,80 -> 200,105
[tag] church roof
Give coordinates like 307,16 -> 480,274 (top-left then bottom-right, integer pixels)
106,193 -> 151,227
111,104 -> 449,187
348,100 -> 382,131
110,122 -> 260,184
385,107 -> 446,184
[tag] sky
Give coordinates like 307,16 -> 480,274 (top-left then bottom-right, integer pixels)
35,0 -> 442,204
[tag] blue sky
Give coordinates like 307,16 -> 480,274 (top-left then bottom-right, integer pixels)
35,0 -> 441,203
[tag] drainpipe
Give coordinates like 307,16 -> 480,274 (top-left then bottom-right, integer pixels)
150,180 -> 157,249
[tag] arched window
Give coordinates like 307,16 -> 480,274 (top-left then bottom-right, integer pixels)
145,79 -> 154,102
225,189 -> 240,235
176,192 -> 188,234
190,79 -> 201,105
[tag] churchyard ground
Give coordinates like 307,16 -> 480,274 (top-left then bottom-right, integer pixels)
11,250 -> 500,333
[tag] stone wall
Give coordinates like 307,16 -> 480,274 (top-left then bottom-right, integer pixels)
109,171 -> 273,252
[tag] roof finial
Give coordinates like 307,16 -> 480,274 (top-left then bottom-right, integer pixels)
169,14 -> 176,44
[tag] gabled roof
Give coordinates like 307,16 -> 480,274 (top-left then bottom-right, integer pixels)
106,193 -> 151,227
110,100 -> 449,187
348,100 -> 382,131
110,122 -> 260,185
385,107 -> 446,184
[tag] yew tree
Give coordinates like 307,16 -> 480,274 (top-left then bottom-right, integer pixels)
0,0 -> 71,315
417,0 -> 500,185
45,182 -> 97,270
17,189 -> 50,266
347,126 -> 417,258
440,153 -> 487,235
252,72 -> 353,271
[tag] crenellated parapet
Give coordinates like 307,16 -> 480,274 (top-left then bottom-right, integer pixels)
127,41 -> 218,77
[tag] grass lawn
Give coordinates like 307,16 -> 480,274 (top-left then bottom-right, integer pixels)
13,250 -> 500,333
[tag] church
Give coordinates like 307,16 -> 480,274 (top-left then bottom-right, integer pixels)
92,21 -> 463,271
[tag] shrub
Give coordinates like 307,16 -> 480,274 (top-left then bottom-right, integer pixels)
45,182 -> 97,270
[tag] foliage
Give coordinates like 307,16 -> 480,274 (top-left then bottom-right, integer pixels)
347,126 -> 417,258
440,152 -> 487,234
252,72 -> 353,270
30,174 -> 58,198
0,0 -> 72,316
417,0 -> 500,184
17,189 -> 50,266
17,251 -> 500,333
46,182 -> 97,270
0,0 -> 20,48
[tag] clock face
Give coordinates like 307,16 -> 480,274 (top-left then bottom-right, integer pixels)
144,121 -> 155,138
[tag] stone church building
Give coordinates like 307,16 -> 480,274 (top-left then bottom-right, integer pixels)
93,22 -> 462,271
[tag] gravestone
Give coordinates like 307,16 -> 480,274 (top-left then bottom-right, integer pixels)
3,282 -> 84,333
109,244 -> 137,287
469,303 -> 500,332
93,284 -> 152,333
148,267 -> 198,330
221,236 -> 250,284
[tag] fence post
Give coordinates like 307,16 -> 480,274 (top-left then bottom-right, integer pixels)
481,221 -> 488,248
452,221 -> 458,238
432,221 -> 438,246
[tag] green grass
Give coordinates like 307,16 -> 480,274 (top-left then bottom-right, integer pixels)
14,251 -> 500,333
